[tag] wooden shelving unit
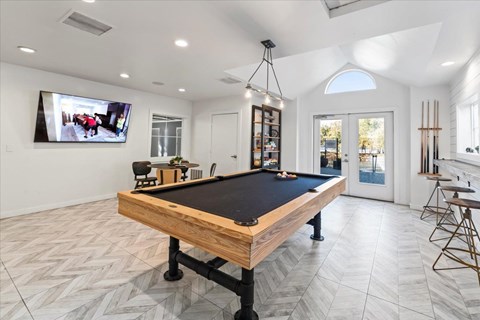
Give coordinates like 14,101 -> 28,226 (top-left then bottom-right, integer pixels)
251,105 -> 281,169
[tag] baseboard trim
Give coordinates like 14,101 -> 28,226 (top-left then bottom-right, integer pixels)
410,204 -> 424,211
1,193 -> 117,219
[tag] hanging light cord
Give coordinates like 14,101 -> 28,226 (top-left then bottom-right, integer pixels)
246,41 -> 283,100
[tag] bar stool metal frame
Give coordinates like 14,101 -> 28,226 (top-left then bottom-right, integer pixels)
429,186 -> 475,243
421,177 -> 453,223
432,198 -> 480,284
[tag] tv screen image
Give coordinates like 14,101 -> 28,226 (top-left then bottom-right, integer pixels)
34,91 -> 132,143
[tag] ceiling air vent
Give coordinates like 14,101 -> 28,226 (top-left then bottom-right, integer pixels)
219,77 -> 242,84
62,11 -> 112,36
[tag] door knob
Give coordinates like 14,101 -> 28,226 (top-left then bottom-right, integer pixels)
231,155 -> 237,159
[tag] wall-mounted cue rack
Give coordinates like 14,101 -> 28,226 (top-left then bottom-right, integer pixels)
418,100 -> 442,176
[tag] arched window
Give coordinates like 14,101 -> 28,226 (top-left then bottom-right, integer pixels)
325,69 -> 376,94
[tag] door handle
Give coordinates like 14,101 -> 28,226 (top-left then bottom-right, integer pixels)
231,155 -> 237,159
343,159 -> 349,162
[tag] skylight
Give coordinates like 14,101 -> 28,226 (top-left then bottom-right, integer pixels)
325,69 -> 376,94
321,0 -> 390,18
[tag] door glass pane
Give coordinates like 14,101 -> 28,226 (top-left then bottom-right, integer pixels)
320,119 -> 342,175
358,117 -> 385,185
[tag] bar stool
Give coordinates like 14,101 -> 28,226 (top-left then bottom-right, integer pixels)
420,177 -> 453,223
432,198 -> 480,284
429,186 -> 475,242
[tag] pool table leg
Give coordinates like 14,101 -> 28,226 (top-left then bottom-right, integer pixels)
164,237 -> 184,281
309,211 -> 324,241
234,268 -> 259,320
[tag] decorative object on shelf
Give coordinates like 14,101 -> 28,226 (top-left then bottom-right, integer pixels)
265,141 -> 276,151
419,100 -> 442,176
271,129 -> 279,137
245,39 -> 285,108
169,156 -> 183,165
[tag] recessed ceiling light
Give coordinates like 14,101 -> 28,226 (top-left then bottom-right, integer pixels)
83,0 -> 96,3
175,39 -> 188,48
17,46 -> 36,53
441,61 -> 455,67
120,73 -> 130,79
178,88 -> 186,92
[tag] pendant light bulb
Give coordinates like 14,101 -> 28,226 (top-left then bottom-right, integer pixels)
265,94 -> 271,104
279,100 -> 284,109
245,84 -> 252,99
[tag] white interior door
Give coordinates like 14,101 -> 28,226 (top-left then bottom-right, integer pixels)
211,113 -> 239,175
314,112 -> 394,201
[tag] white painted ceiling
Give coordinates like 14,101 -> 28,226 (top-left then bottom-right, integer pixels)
1,1 -> 479,102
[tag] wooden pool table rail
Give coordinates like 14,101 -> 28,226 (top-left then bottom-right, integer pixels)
118,170 -> 345,270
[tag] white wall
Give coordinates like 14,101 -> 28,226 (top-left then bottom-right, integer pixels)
280,99 -> 299,172
447,49 -> 480,229
191,94 -> 288,176
0,62 -> 192,218
409,86 -> 450,210
449,49 -> 480,163
297,64 -> 411,205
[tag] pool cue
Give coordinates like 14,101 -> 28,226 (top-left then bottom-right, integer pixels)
433,101 -> 437,174
426,100 -> 430,173
435,100 -> 440,173
423,101 -> 427,173
421,102 -> 424,173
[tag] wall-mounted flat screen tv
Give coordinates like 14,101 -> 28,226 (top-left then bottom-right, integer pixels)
34,91 -> 132,143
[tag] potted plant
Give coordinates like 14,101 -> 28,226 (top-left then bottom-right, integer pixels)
170,156 -> 183,165
321,156 -> 328,167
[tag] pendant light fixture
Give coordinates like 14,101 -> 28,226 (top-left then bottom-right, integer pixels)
245,40 -> 284,107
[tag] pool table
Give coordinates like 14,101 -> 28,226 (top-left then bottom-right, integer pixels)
118,169 -> 345,319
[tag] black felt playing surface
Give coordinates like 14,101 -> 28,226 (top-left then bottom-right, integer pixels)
145,171 -> 335,223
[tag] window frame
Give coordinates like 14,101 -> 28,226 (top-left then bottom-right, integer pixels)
149,112 -> 185,162
456,94 -> 480,163
324,69 -> 377,95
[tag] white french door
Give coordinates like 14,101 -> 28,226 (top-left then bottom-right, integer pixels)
313,112 -> 394,201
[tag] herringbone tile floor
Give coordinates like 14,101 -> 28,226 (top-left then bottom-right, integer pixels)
1,196 -> 479,320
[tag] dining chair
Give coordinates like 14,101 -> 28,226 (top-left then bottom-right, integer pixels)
179,160 -> 189,180
156,168 -> 182,185
210,163 -> 217,177
132,161 -> 157,189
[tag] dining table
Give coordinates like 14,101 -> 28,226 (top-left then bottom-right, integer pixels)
149,162 -> 200,181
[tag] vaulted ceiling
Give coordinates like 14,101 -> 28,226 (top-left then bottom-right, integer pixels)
1,1 -> 479,102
